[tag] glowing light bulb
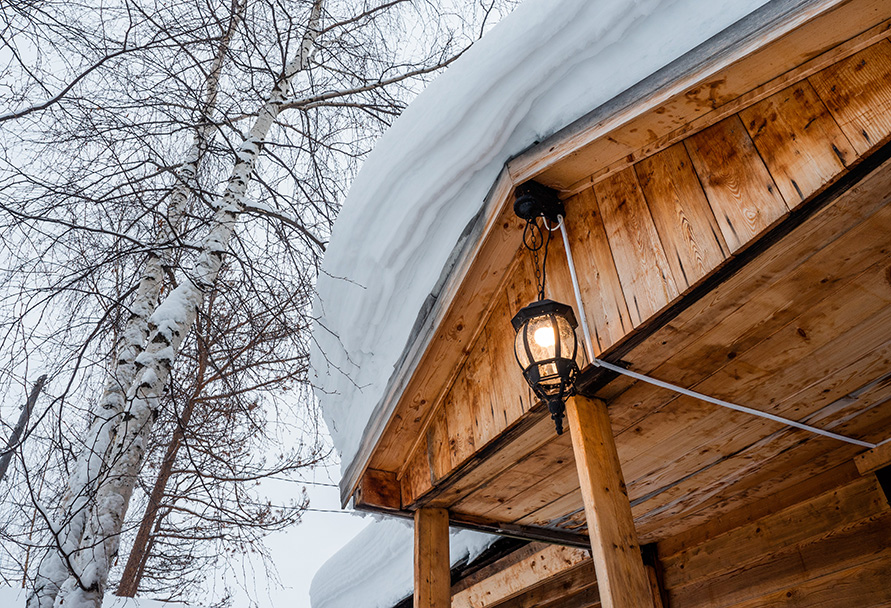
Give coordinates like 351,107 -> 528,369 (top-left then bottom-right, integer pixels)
533,326 -> 556,348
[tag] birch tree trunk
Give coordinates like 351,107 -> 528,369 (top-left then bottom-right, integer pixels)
53,2 -> 323,606
25,4 -> 246,607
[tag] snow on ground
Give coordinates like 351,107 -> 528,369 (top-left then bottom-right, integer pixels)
310,519 -> 493,608
311,0 -> 769,472
0,588 -> 190,608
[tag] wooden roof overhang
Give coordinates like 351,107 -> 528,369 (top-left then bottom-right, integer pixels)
342,0 -> 891,550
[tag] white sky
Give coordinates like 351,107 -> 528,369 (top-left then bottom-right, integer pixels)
247,463 -> 371,608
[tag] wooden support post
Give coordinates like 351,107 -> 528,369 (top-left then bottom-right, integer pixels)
414,507 -> 450,608
566,395 -> 655,608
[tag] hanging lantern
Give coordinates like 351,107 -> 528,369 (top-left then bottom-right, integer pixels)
511,299 -> 581,434
510,181 -> 582,435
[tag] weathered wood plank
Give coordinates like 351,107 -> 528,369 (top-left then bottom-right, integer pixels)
478,449 -> 581,524
607,145 -> 891,394
451,433 -> 569,518
740,81 -> 856,205
487,290 -> 532,426
402,438 -> 434,506
466,333 -> 500,450
810,40 -> 891,156
655,460 -> 860,558
562,188 -> 633,352
856,441 -> 891,476
685,115 -> 788,252
427,407 -> 451,483
414,405 -> 555,509
594,169 -> 679,326
487,561 -> 599,608
444,381 -> 476,470
451,544 -> 591,608
669,514 -> 891,608
514,489 -> 584,529
635,143 -> 730,291
355,468 -> 401,512
660,476 -> 888,589
715,552 -> 891,608
415,508 -> 451,608
566,395 -> 654,608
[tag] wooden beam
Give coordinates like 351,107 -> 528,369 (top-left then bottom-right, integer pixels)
355,468 -> 401,512
855,442 -> 891,476
566,395 -> 654,608
415,508 -> 451,608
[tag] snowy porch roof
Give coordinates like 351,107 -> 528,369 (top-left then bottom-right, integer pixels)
309,0 -> 805,501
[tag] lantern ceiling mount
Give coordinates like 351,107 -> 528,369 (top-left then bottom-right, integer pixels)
513,181 -> 564,224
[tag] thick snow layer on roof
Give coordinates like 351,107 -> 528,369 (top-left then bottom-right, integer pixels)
311,0 -> 769,472
310,519 -> 494,608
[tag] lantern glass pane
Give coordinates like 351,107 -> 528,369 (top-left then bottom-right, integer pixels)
555,315 -> 579,363
526,314 -> 558,363
514,328 -> 531,368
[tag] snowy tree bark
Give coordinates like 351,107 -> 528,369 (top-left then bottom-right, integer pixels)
52,2 -> 323,606
25,4 -> 246,607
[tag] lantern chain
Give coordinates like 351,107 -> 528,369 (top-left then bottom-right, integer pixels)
522,218 -> 552,301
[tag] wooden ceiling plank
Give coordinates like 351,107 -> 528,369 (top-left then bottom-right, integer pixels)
627,331 -> 891,523
450,433 -> 570,517
476,456 -> 582,524
412,406 -> 555,509
667,508 -> 891,608
561,188 -> 633,353
684,115 -> 789,253
660,475 -> 887,590
630,394 -> 891,540
654,460 -> 861,557
739,80 -> 856,206
593,169 -> 679,326
451,544 -> 591,608
513,489 -> 584,529
809,40 -> 891,156
635,143 -> 731,292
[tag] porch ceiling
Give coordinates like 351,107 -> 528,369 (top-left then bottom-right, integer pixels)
414,149 -> 891,546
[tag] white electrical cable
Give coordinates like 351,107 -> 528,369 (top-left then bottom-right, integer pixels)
555,216 -> 878,450
593,359 -> 876,449
556,216 -> 596,363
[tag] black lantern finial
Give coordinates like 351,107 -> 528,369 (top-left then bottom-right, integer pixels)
510,181 -> 581,435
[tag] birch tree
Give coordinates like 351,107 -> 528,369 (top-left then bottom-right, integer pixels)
0,0 -> 519,605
